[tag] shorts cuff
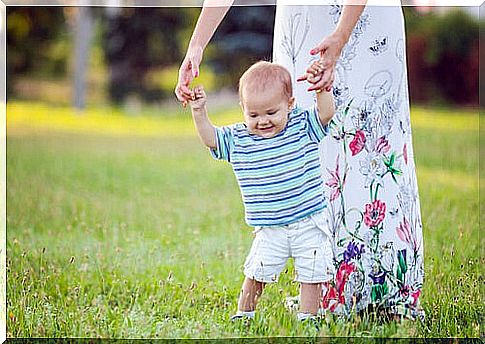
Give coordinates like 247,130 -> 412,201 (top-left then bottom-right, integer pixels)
295,275 -> 334,284
243,269 -> 279,283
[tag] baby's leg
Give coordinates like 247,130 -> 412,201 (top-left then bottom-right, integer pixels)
300,282 -> 322,315
238,277 -> 265,311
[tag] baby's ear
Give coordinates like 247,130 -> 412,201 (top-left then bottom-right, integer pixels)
288,97 -> 296,110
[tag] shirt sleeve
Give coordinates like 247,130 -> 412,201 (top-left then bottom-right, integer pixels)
305,104 -> 330,143
209,125 -> 235,162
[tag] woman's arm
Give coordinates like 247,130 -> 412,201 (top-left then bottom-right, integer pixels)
327,1 -> 367,54
175,0 -> 234,104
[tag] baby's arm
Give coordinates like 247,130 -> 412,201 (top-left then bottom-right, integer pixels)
189,86 -> 217,149
304,60 -> 335,126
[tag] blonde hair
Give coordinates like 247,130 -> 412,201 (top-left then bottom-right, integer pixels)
238,61 -> 293,103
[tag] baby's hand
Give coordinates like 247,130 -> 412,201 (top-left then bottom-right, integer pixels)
306,59 -> 325,85
188,85 -> 207,111
297,59 -> 325,86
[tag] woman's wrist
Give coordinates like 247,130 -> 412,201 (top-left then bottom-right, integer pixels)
330,30 -> 349,50
187,43 -> 204,56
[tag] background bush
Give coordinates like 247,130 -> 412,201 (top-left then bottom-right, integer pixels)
6,6 -> 480,107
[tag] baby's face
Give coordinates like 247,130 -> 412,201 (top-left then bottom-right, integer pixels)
241,88 -> 295,138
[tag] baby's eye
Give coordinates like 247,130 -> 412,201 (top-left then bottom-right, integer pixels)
249,114 -> 258,118
267,111 -> 276,116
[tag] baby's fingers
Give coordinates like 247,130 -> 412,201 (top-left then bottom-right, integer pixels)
307,72 -> 323,84
297,74 -> 308,82
193,86 -> 205,99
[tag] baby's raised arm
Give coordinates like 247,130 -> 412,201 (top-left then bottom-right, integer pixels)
189,86 -> 217,149
305,60 -> 335,125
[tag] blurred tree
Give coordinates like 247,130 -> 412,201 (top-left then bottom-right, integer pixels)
404,8 -> 479,106
6,7 -> 67,98
73,7 -> 94,109
102,8 -> 196,104
6,6 -> 479,108
208,5 -> 275,90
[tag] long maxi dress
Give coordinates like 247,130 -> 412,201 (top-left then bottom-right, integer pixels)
273,0 -> 425,319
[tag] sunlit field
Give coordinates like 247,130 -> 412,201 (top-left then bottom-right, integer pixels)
6,101 -> 481,338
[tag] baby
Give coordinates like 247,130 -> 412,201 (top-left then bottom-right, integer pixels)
188,60 -> 335,323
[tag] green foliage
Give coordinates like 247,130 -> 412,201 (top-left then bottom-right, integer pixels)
145,65 -> 217,96
6,102 -> 481,338
403,8 -> 479,105
208,6 -> 275,90
6,7 -> 70,96
102,8 -> 198,103
396,249 -> 407,287
7,7 -> 479,107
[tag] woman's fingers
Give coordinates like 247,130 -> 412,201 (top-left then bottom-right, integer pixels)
309,45 -> 322,56
175,83 -> 194,102
175,60 -> 193,101
299,59 -> 326,85
309,39 -> 330,56
175,47 -> 204,105
190,57 -> 200,78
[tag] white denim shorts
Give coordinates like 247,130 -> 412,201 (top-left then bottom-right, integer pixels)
243,211 -> 335,284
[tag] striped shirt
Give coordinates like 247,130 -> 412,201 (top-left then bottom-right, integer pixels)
210,105 -> 329,227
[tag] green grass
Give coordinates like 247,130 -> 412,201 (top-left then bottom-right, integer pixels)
6,102 -> 482,338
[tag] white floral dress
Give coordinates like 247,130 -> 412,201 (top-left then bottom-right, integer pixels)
273,1 -> 424,319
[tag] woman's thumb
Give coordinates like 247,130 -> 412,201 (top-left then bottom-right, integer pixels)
309,41 -> 328,56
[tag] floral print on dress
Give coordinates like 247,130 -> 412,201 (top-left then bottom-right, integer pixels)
274,4 -> 424,319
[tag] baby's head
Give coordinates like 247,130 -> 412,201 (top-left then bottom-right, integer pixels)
239,61 -> 295,138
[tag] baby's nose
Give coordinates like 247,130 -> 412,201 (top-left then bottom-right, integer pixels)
259,116 -> 270,124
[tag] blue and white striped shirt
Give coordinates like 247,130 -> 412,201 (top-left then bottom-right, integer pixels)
211,106 -> 329,227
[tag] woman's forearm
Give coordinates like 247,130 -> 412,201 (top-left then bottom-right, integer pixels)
187,0 -> 234,53
334,1 -> 367,44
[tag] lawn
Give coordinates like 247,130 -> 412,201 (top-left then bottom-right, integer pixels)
5,101 -> 482,338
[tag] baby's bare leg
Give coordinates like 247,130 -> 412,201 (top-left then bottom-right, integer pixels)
300,283 -> 322,315
238,277 -> 265,311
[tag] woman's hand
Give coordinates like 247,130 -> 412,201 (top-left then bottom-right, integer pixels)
175,46 -> 203,107
297,32 -> 347,92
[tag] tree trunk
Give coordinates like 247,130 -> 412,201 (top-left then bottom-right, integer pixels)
73,7 -> 93,110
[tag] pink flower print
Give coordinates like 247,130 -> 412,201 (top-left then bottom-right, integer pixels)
399,284 -> 410,298
403,143 -> 408,165
327,178 -> 340,201
321,282 -> 338,312
322,261 -> 357,311
400,286 -> 421,306
364,200 -> 386,227
411,289 -> 421,306
396,217 -> 419,254
326,155 -> 345,201
375,136 -> 390,154
335,261 -> 356,304
349,130 -> 366,156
